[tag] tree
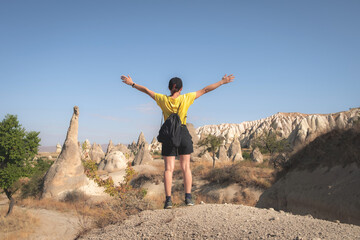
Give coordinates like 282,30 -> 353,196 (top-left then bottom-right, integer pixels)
198,134 -> 224,168
0,114 -> 40,216
252,131 -> 292,154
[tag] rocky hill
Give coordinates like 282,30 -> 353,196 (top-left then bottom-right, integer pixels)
80,204 -> 360,239
256,124 -> 360,225
196,108 -> 360,149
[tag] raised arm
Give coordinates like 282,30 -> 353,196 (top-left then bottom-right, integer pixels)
195,74 -> 235,99
121,75 -> 155,100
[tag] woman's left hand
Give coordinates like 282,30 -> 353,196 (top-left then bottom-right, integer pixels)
121,75 -> 133,86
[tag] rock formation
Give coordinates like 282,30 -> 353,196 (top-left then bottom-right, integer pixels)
137,132 -> 146,147
42,106 -> 105,200
89,143 -> 105,164
113,143 -> 130,155
81,139 -> 91,160
228,136 -> 243,162
132,142 -> 153,165
251,147 -> 263,163
257,125 -> 360,225
149,137 -> 161,153
196,108 -> 360,150
187,123 -> 212,162
217,145 -> 229,161
56,143 -> 62,153
98,151 -> 128,172
106,140 -> 114,155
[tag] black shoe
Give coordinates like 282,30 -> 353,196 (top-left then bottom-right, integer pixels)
185,197 -> 194,206
164,200 -> 173,209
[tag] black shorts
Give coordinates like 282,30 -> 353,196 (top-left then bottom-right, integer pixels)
161,125 -> 194,156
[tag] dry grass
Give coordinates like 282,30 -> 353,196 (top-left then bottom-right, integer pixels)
205,162 -> 275,189
131,159 -> 275,208
0,206 -> 40,240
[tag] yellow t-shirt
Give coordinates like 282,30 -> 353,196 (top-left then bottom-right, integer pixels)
154,92 -> 197,125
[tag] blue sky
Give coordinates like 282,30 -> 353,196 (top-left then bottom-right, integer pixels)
1,0 -> 359,146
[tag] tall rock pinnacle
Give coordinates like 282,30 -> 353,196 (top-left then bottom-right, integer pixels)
42,106 -> 89,199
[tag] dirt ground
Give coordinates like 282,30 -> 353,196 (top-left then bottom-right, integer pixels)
0,195 -> 79,240
80,203 -> 360,240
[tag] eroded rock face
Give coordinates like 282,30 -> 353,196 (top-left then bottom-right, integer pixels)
149,137 -> 162,153
56,143 -> 62,153
98,151 -> 128,172
228,136 -> 243,162
137,132 -> 146,147
89,143 -> 105,164
197,108 -> 360,149
133,142 -> 153,165
42,106 -> 89,199
106,140 -> 114,155
251,147 -> 263,163
256,126 -> 360,225
217,145 -> 229,161
187,123 -> 212,162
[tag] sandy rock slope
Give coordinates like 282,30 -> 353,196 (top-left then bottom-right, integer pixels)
80,204 -> 360,240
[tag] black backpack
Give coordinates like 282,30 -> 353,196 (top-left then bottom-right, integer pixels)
157,99 -> 182,147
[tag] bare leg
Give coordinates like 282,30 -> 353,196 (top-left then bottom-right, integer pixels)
179,154 -> 192,194
164,156 -> 175,197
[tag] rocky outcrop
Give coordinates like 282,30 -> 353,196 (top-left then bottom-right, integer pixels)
251,147 -> 263,163
137,132 -> 146,147
133,142 -> 153,165
197,108 -> 360,149
149,137 -> 161,153
98,151 -> 128,172
228,136 -> 243,162
113,143 -> 130,155
56,143 -> 62,153
81,139 -> 91,160
89,143 -> 105,164
256,125 -> 360,225
42,106 -> 105,200
187,123 -> 212,162
106,140 -> 114,155
217,145 -> 229,161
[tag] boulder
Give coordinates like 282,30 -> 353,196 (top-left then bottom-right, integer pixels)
89,143 -> 105,164
98,151 -> 128,172
251,147 -> 263,163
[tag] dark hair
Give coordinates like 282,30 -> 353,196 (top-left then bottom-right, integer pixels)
168,77 -> 183,95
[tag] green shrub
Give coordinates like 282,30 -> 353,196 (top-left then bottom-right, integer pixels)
242,152 -> 251,160
21,158 -> 53,199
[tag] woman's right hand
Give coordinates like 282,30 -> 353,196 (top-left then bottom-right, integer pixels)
121,75 -> 134,86
221,74 -> 235,84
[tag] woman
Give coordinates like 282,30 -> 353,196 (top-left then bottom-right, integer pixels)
121,74 -> 234,209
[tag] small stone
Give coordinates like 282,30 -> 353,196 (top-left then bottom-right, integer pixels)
335,220 -> 340,224
200,201 -> 205,204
